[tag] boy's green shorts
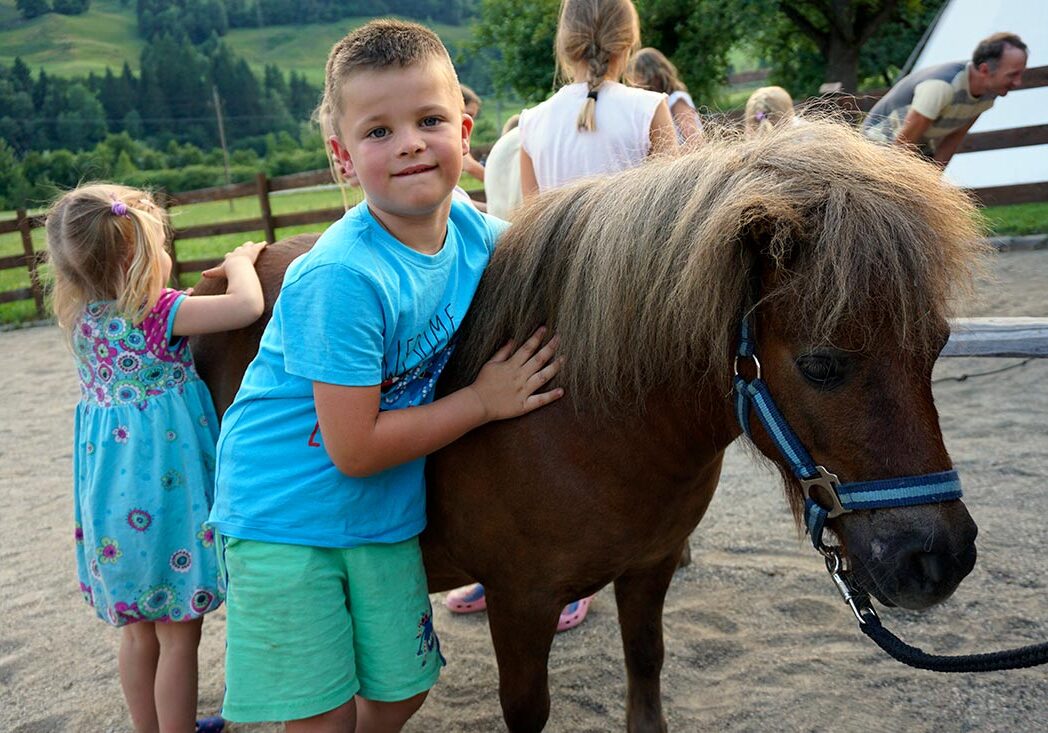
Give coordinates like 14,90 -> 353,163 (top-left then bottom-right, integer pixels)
219,535 -> 445,723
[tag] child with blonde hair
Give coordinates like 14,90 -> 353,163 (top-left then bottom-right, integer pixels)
518,0 -> 678,197
47,183 -> 265,733
625,46 -> 704,143
208,19 -> 562,731
744,85 -> 796,135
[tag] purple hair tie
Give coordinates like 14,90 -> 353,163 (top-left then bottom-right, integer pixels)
755,111 -> 767,122
110,200 -> 129,217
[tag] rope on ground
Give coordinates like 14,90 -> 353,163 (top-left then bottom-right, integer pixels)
933,358 -> 1033,384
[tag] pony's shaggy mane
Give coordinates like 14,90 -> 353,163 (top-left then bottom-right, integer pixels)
444,119 -> 989,412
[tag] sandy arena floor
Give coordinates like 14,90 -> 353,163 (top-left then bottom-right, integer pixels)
2,250 -> 1047,732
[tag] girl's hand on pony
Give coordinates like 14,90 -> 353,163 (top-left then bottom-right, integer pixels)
469,327 -> 565,421
173,241 -> 267,336
202,240 -> 268,279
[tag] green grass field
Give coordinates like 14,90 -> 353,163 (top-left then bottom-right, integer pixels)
0,0 -> 471,82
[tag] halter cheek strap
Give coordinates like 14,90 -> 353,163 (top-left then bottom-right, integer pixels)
732,318 -> 963,551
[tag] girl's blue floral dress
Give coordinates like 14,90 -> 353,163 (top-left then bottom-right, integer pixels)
72,289 -> 223,626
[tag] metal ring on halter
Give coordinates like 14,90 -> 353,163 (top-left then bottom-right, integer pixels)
733,353 -> 761,379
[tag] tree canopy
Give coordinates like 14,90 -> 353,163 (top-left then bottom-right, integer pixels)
473,0 -> 947,103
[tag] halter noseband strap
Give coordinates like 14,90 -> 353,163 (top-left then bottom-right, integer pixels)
732,318 -> 963,552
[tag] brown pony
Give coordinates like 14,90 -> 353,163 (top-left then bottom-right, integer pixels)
191,120 -> 989,732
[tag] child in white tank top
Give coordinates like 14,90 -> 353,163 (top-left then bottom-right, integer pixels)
518,0 -> 677,197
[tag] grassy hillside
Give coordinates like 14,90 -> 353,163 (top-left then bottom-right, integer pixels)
0,0 -> 143,77
0,0 -> 472,83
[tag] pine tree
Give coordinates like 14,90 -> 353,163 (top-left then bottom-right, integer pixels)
16,0 -> 51,20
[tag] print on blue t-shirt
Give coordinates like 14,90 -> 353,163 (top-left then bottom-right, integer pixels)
209,199 -> 507,548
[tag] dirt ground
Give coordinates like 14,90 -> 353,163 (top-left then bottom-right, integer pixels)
2,250 -> 1047,732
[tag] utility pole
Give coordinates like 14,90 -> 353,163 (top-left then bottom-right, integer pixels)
212,85 -> 234,211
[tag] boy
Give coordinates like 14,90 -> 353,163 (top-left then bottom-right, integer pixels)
209,19 -> 562,732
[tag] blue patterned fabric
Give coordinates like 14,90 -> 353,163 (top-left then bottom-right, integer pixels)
71,290 -> 223,626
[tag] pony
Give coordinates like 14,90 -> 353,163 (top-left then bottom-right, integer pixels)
190,120 -> 989,732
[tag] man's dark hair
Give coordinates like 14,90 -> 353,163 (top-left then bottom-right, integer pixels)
972,32 -> 1028,70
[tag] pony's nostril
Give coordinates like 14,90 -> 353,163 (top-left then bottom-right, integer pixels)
916,552 -> 946,585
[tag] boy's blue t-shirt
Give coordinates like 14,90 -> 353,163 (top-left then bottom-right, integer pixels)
209,199 -> 507,548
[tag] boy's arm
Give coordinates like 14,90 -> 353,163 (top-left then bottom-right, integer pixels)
314,329 -> 562,478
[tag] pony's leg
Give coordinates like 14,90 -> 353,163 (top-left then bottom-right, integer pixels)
614,546 -> 682,733
485,590 -> 561,733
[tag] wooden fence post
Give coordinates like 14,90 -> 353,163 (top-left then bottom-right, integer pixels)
256,172 -> 276,244
17,209 -> 45,318
156,191 -> 182,287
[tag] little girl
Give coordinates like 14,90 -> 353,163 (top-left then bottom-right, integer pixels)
744,85 -> 796,136
518,0 -> 678,197
47,183 -> 266,733
447,0 -> 677,631
625,46 -> 704,144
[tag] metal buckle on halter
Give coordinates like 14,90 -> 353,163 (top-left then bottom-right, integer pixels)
733,352 -> 761,379
823,548 -> 879,626
800,465 -> 848,519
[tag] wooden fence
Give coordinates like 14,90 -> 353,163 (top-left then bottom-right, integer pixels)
2,64 -> 1046,320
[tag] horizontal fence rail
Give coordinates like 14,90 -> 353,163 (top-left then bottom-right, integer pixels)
942,318 -> 1048,358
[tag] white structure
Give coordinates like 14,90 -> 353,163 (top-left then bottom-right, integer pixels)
911,0 -> 1047,189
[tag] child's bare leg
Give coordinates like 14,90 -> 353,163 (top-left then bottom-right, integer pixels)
286,699 -> 357,733
153,617 -> 203,733
354,692 -> 428,733
120,622 -> 160,733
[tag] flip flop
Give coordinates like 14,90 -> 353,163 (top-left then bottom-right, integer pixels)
444,583 -> 487,613
557,596 -> 594,632
196,716 -> 225,733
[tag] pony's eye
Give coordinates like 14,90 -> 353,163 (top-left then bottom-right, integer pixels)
796,352 -> 847,389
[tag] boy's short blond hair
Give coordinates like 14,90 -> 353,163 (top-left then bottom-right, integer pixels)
319,19 -> 459,141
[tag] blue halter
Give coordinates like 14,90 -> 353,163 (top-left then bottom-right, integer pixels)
732,318 -> 963,552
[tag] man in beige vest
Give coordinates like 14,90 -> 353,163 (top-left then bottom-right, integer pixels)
864,32 -> 1028,167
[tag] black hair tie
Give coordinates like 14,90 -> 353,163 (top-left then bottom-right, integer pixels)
587,89 -> 599,101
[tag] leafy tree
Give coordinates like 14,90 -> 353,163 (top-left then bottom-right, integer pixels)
11,58 -> 34,95
55,83 -> 107,150
98,67 -> 136,132
472,0 -> 559,103
0,140 -> 31,209
0,80 -> 36,154
16,0 -> 51,20
747,0 -> 947,94
288,71 -> 320,120
52,0 -> 90,14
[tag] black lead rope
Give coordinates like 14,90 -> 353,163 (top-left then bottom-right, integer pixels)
858,614 -> 1048,672
823,548 -> 1048,672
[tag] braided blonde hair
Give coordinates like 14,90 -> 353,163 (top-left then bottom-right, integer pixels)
555,0 -> 640,132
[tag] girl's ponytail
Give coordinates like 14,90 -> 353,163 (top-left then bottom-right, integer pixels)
117,200 -> 169,325
556,0 -> 640,132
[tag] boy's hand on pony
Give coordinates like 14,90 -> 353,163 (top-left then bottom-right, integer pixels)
201,240 -> 268,279
469,326 -> 565,421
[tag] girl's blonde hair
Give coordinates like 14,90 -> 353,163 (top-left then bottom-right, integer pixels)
624,47 -> 687,95
46,183 -> 170,334
744,86 -> 795,135
555,0 -> 640,132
